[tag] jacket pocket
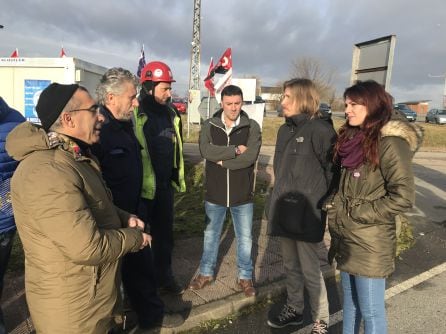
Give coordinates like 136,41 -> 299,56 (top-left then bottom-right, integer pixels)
277,192 -> 308,235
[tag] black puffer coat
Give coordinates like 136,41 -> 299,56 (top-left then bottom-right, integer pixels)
267,113 -> 337,242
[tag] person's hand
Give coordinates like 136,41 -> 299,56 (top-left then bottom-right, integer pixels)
128,215 -> 145,231
140,232 -> 152,249
217,160 -> 223,166
238,145 -> 248,154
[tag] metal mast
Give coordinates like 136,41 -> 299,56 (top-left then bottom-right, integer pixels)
188,0 -> 201,91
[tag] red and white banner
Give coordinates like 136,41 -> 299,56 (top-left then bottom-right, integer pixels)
208,48 -> 232,101
10,48 -> 19,58
204,48 -> 232,81
60,46 -> 67,57
204,57 -> 215,97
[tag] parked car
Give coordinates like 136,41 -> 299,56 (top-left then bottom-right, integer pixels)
277,103 -> 332,122
425,108 -> 446,124
318,103 -> 332,122
171,97 -> 187,114
319,103 -> 332,116
394,103 -> 417,122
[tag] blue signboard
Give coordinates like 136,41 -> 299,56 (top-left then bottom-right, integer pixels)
24,79 -> 51,122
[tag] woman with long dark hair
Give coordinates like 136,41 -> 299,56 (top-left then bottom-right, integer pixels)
327,80 -> 423,334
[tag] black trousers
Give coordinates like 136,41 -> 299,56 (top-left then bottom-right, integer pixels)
140,186 -> 175,286
0,229 -> 15,333
121,246 -> 164,327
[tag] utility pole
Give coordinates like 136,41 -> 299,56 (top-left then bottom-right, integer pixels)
428,73 -> 446,108
188,0 -> 201,91
187,0 -> 201,136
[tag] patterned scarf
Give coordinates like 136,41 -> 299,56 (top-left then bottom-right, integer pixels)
338,131 -> 365,170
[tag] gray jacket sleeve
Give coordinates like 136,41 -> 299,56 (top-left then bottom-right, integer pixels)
222,119 -> 262,170
199,120 -> 237,162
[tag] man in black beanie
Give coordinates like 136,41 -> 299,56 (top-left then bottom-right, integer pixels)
5,83 -> 151,333
35,83 -> 79,130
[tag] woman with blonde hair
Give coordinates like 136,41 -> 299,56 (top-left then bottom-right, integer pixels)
267,78 -> 336,333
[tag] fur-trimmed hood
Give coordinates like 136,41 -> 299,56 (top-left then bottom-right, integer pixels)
381,119 -> 424,153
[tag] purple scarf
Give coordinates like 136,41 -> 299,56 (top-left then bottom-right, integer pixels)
338,131 -> 365,170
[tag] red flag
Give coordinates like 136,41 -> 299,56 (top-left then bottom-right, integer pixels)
204,58 -> 215,97
204,48 -> 232,81
10,48 -> 18,58
60,46 -> 67,57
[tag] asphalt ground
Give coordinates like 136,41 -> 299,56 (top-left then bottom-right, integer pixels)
2,146 -> 446,334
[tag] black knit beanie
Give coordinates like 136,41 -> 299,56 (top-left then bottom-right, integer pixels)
36,83 -> 79,130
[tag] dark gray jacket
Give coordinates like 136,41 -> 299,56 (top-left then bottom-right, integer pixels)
199,110 -> 261,207
267,113 -> 337,242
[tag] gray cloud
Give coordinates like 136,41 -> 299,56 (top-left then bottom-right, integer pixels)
1,0 -> 445,106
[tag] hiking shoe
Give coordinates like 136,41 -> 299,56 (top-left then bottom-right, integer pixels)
188,274 -> 214,290
159,278 -> 185,295
311,320 -> 328,334
237,279 -> 256,297
267,304 -> 303,328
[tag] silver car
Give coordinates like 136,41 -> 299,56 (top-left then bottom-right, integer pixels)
425,109 -> 446,124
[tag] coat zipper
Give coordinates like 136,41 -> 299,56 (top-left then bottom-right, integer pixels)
210,120 -> 233,207
226,134 -> 230,207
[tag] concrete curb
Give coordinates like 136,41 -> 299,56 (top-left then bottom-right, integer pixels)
158,268 -> 339,333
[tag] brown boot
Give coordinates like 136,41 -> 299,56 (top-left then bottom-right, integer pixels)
238,279 -> 256,297
188,274 -> 214,290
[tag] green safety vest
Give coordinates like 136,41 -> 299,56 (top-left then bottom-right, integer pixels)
133,106 -> 186,200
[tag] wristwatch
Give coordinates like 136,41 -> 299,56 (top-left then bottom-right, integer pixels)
235,145 -> 241,155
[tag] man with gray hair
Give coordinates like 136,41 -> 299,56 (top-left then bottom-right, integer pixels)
92,67 -> 183,330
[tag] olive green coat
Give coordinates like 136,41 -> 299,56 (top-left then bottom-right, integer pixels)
6,122 -> 143,334
327,120 -> 423,278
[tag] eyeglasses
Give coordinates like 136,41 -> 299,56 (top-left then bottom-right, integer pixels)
68,104 -> 100,114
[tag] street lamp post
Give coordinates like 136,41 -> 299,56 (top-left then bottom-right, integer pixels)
428,73 -> 446,108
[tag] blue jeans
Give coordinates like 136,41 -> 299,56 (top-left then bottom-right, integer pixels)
341,271 -> 387,334
199,201 -> 253,279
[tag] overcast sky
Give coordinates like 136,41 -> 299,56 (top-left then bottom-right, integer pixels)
1,0 -> 445,107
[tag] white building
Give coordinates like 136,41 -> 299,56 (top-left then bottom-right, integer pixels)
0,57 -> 107,121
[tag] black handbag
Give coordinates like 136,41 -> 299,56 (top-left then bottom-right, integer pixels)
277,192 -> 308,234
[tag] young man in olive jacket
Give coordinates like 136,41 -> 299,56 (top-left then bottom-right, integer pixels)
6,83 -> 151,334
189,85 -> 262,297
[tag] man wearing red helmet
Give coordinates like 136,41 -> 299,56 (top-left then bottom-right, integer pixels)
134,61 -> 186,295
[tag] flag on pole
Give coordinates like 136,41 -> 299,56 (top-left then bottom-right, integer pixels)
212,48 -> 233,99
10,48 -> 19,58
136,45 -> 146,77
204,48 -> 232,81
204,57 -> 215,97
60,46 -> 67,57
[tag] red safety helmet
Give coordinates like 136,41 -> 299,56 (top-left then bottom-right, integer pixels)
140,61 -> 176,84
